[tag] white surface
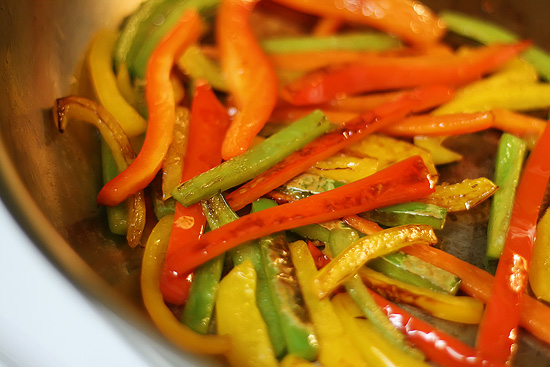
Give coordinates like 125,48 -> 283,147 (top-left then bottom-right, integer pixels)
0,200 -> 152,367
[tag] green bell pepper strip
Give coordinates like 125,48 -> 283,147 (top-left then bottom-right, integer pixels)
485,133 -> 527,267
180,194 -> 228,334
198,194 -> 287,357
101,140 -> 127,235
216,260 -> 279,367
328,228 -> 424,360
440,10 -> 550,80
114,0 -> 220,80
261,32 -> 401,54
177,45 -> 228,92
171,110 -> 333,207
364,202 -> 447,230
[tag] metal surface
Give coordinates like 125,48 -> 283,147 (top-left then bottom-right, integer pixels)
0,0 -> 548,366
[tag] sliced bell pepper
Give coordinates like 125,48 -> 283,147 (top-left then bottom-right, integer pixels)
311,17 -> 343,37
160,81 -> 229,306
170,155 -> 434,273
359,267 -> 483,324
529,207 -> 550,302
161,107 -> 190,200
413,136 -> 463,165
440,10 -> 550,80
332,293 -> 431,367
53,96 -> 145,248
420,177 -> 498,212
171,110 -> 333,207
141,214 -> 231,354
270,0 -> 445,47
177,45 -> 229,92
402,244 -> 550,346
88,30 -> 147,138
315,224 -> 438,298
226,85 -> 454,211
492,108 -> 546,141
217,0 -> 278,159
281,42 -> 528,106
475,116 -> 550,365
369,286 -> 503,367
97,10 -> 205,207
216,260 -> 279,367
289,240 -> 368,367
383,111 -> 495,137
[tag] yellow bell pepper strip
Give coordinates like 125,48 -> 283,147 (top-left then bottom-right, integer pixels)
53,96 -> 145,248
281,42 -> 528,106
217,0 -> 278,160
440,10 -> 550,80
177,45 -> 229,92
226,85 -> 454,211
306,154 -> 379,183
383,111 -> 495,137
88,30 -> 147,138
529,207 -> 550,302
161,81 -> 230,306
475,116 -> 550,365
171,110 -> 333,207
413,136 -> 463,165
486,133 -> 527,263
328,228 -> 424,360
332,293 -> 431,367
359,267 -> 483,324
262,32 -> 401,54
314,224 -> 438,298
280,354 -> 317,367
492,108 -> 546,141
420,177 -> 498,212
97,10 -> 205,207
270,0 -> 444,47
161,107 -> 190,200
403,244 -> 550,346
289,240 -> 368,367
431,82 -> 550,115
170,156 -> 435,273
141,214 -> 231,355
216,260 -> 279,367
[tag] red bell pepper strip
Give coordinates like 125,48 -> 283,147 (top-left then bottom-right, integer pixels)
271,0 -> 445,47
97,10 -> 205,207
475,118 -> 550,365
402,244 -> 550,346
170,155 -> 434,273
369,289 -> 504,367
217,0 -> 278,160
226,85 -> 454,211
281,42 -> 529,106
160,81 -> 230,305
383,111 -> 495,137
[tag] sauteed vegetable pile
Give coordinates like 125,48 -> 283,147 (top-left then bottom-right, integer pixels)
52,0 -> 550,366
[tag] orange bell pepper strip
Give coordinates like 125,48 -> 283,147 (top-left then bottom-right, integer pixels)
383,111 -> 495,136
97,10 -> 205,207
217,0 -> 278,160
226,85 -> 454,211
402,244 -> 550,347
311,17 -> 343,37
160,81 -> 230,305
170,155 -> 434,273
270,0 -> 445,47
281,42 -> 529,106
475,119 -> 550,365
492,108 -> 546,138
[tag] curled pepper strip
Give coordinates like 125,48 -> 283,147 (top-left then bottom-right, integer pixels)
476,117 -> 550,364
217,0 -> 278,160
97,10 -> 205,207
141,215 -> 231,354
53,96 -> 145,248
